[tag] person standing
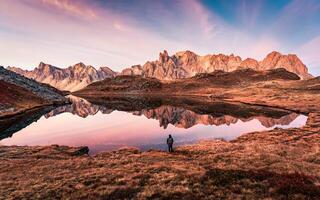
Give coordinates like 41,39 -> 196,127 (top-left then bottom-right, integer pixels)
167,135 -> 174,152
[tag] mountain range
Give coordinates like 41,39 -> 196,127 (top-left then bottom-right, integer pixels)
7,50 -> 312,92
8,62 -> 117,92
120,50 -> 312,80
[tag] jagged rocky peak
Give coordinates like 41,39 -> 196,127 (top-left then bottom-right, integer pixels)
260,51 -> 286,68
121,65 -> 143,76
175,50 -> 199,65
260,51 -> 312,79
266,51 -> 282,58
6,66 -> 27,74
36,62 -> 59,71
99,66 -> 117,75
71,62 -> 88,70
37,61 -> 47,69
241,58 -> 260,70
159,50 -> 170,63
175,50 -> 198,57
38,61 -> 49,68
121,50 -> 312,80
7,62 -> 118,92
71,63 -> 97,76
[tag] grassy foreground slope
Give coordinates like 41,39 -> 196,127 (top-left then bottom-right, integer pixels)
0,112 -> 319,199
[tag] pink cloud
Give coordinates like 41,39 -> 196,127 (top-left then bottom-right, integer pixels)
40,0 -> 98,20
248,37 -> 281,60
1,0 -> 315,76
0,0 -> 188,69
298,36 -> 320,71
182,0 -> 217,39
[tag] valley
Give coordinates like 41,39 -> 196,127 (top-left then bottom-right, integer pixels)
2,1 -> 320,198
1,50 -> 320,199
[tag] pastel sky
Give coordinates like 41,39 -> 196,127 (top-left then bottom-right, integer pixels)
0,0 -> 319,75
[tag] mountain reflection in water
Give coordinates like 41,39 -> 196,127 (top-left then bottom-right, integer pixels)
46,96 -> 301,129
0,95 -> 307,154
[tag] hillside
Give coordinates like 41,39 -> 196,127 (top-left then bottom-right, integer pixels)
0,80 -> 47,116
75,68 -> 320,114
167,68 -> 300,88
76,68 -> 300,94
0,66 -> 67,117
76,75 -> 162,94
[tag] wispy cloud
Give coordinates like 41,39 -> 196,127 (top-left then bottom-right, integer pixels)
0,0 -> 319,75
270,0 -> 320,45
40,0 -> 98,20
0,0 -> 188,69
182,0 -> 217,39
298,36 -> 320,74
237,0 -> 264,29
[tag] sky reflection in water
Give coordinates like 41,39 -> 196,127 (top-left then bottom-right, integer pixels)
0,97 -> 308,154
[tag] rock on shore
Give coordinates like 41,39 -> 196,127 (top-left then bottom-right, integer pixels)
0,113 -> 319,199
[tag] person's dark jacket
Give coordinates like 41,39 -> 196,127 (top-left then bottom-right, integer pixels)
167,137 -> 174,145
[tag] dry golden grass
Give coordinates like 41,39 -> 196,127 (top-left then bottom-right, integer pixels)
0,80 -> 48,116
1,113 -> 319,199
1,68 -> 320,199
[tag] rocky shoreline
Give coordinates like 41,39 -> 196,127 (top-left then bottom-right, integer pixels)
0,101 -> 68,119
0,66 -> 69,118
1,112 -> 319,199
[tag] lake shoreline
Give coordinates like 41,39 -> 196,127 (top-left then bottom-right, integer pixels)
0,102 -> 60,120
1,112 -> 319,199
76,92 -> 312,115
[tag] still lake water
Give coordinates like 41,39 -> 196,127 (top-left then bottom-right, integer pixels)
0,96 -> 307,154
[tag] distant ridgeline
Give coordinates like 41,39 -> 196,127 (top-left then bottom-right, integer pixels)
7,50 -> 312,92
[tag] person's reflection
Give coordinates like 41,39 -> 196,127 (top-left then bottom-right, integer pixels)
166,134 -> 174,152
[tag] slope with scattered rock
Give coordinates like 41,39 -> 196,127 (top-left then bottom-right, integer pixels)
0,66 -> 67,117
